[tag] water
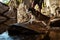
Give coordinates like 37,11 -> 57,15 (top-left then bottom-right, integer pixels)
0,31 -> 21,40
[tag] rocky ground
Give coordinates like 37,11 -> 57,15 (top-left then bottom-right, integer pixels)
0,2 -> 60,40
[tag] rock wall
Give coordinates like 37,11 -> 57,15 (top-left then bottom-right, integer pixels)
0,2 -> 17,33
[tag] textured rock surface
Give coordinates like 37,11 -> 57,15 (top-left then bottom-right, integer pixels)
0,2 -> 16,33
0,2 -> 9,14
